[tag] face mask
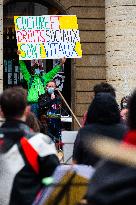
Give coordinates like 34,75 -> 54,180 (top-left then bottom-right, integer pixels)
122,102 -> 127,108
47,87 -> 55,94
35,68 -> 41,75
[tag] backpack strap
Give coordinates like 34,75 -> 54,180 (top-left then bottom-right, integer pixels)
20,137 -> 39,174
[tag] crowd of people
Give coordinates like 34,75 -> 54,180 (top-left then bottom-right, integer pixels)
72,82 -> 136,205
0,52 -> 136,205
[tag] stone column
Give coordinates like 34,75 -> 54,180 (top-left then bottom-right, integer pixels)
0,0 -> 3,92
105,0 -> 136,102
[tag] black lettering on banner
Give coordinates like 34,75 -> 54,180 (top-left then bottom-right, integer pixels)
46,30 -> 50,42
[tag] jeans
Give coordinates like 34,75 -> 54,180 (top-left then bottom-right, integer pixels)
47,118 -> 62,150
30,103 -> 39,118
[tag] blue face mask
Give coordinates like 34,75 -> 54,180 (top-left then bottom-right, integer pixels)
47,87 -> 55,94
35,69 -> 41,75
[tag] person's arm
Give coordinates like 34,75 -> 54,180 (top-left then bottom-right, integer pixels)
19,60 -> 31,82
29,133 -> 60,177
39,154 -> 60,178
42,58 -> 66,84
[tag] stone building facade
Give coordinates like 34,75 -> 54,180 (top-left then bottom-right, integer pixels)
0,0 -> 136,129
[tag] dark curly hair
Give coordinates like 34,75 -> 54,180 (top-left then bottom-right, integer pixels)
128,90 -> 136,129
93,82 -> 116,97
0,87 -> 27,118
85,92 -> 120,125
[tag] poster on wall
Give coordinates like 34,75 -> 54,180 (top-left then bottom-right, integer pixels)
14,15 -> 82,60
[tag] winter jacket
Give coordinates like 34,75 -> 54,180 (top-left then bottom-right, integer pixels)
38,91 -> 61,118
73,123 -> 128,166
86,129 -> 136,205
86,159 -> 136,205
0,120 -> 59,205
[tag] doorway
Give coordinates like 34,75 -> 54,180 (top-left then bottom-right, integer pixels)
3,1 -> 71,107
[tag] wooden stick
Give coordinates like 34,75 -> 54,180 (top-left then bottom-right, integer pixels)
57,89 -> 81,128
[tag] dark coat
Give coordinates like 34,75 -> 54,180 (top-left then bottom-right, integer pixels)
73,123 -> 128,166
0,120 -> 59,205
86,160 -> 136,205
38,91 -> 61,118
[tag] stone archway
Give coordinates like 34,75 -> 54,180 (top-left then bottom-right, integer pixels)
3,0 -> 68,14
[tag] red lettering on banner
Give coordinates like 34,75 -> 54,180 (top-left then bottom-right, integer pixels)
22,30 -> 27,41
17,29 -> 46,43
17,31 -> 23,42
39,30 -> 46,42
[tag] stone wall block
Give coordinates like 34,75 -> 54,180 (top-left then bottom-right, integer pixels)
76,67 -> 106,79
59,0 -> 105,8
0,0 -> 3,92
69,7 -> 105,18
106,0 -> 136,102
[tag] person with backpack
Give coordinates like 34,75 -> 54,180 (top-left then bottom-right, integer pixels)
0,87 -> 60,205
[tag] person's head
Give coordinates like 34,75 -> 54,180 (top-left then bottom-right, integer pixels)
30,60 -> 43,75
85,92 -> 120,125
93,82 -> 116,98
46,81 -> 56,95
26,112 -> 40,132
30,64 -> 42,75
0,87 -> 30,120
120,96 -> 130,123
128,90 -> 136,129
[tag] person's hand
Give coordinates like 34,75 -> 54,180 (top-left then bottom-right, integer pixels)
17,50 -> 21,55
59,57 -> 66,66
51,93 -> 55,100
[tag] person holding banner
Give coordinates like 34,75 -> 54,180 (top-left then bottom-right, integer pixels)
17,50 -> 66,118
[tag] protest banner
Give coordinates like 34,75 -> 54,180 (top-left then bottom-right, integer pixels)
14,15 -> 82,60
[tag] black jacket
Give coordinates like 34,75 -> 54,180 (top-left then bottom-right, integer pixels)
38,91 -> 61,118
86,160 -> 136,205
0,120 -> 59,205
73,123 -> 128,166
